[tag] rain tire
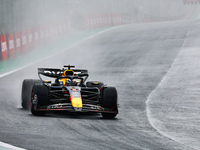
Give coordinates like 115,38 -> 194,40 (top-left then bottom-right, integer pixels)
21,79 -> 41,110
101,87 -> 118,119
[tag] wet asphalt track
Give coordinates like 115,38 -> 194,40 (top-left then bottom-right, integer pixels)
0,20 -> 200,150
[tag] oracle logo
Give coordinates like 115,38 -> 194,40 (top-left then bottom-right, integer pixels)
22,36 -> 26,45
44,70 -> 62,75
16,39 -> 20,47
9,40 -> 14,49
2,42 -> 7,52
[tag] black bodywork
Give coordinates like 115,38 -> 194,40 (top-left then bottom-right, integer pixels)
29,65 -> 118,117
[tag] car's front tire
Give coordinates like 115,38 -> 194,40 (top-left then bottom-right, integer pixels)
101,87 -> 118,119
31,83 -> 49,116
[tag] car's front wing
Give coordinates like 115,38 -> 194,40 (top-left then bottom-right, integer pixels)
35,103 -> 118,114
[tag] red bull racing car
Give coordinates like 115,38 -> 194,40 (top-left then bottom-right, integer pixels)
21,65 -> 118,119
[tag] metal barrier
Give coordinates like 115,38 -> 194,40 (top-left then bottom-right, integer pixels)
0,0 -> 195,61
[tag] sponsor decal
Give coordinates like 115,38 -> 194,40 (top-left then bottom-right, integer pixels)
16,38 -> 20,47
9,40 -> 14,49
44,70 -> 63,75
22,36 -> 26,45
1,42 -> 7,52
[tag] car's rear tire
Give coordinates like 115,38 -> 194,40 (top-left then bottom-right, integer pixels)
101,87 -> 118,119
21,79 -> 41,110
31,83 -> 49,116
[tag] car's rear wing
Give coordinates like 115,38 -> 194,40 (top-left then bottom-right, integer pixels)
38,68 -> 62,78
38,68 -> 89,82
38,68 -> 88,77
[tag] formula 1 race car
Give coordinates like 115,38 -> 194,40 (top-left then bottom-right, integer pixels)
21,65 -> 118,119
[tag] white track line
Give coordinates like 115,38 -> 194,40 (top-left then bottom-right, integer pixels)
146,24 -> 197,149
0,141 -> 26,150
146,54 -> 195,150
0,25 -> 125,150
